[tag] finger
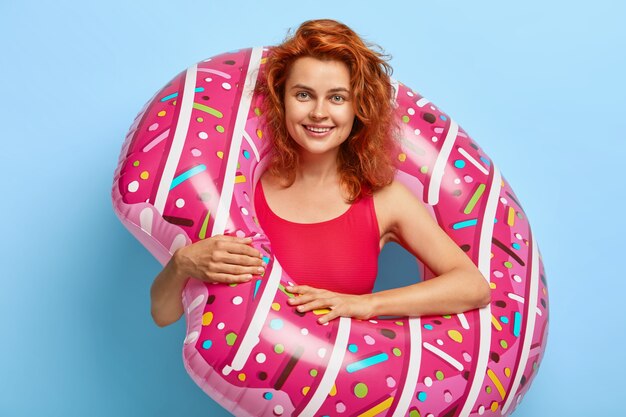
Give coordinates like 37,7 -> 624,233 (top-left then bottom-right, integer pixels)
318,310 -> 340,324
205,272 -> 254,284
287,293 -> 317,306
215,234 -> 253,243
224,241 -> 263,258
217,263 -> 265,276
296,298 -> 332,313
223,252 -> 265,267
286,285 -> 319,294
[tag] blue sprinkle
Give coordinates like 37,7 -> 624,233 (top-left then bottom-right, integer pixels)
480,156 -> 491,166
513,311 -> 522,337
262,256 -> 270,264
424,324 -> 433,330
263,392 -> 273,400
253,279 -> 262,299
417,391 -> 427,402
270,319 -> 284,330
440,115 -> 448,121
348,344 -> 358,353
512,242 -> 521,250
500,316 -> 510,324
195,87 -> 205,93
243,150 -> 251,159
202,340 -> 213,349
454,159 -> 466,169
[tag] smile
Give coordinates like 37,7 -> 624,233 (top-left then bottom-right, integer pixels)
304,125 -> 333,133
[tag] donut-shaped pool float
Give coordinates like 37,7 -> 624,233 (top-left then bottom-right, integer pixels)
112,47 -> 549,417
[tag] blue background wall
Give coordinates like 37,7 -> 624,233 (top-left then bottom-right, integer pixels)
1,0 -> 624,416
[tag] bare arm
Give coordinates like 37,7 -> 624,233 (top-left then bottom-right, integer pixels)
287,180 -> 490,323
150,235 -> 265,327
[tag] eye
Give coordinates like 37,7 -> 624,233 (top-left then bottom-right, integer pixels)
296,91 -> 310,100
331,95 -> 346,103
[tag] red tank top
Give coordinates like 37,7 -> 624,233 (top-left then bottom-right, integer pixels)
254,181 -> 380,295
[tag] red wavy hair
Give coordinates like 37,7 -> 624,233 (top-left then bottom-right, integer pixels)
256,19 -> 399,202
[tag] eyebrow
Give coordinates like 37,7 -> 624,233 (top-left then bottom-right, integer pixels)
290,84 -> 350,94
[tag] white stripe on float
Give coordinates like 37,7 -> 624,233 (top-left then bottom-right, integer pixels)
427,119 -> 459,205
212,47 -> 263,236
297,317 -> 351,417
458,146 -> 489,176
391,318 -> 422,417
222,258 -> 283,375
501,236 -> 540,414
154,65 -> 197,214
458,165 -> 501,417
423,342 -> 463,371
242,130 -> 260,162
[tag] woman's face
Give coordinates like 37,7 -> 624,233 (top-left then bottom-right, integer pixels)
283,56 -> 356,158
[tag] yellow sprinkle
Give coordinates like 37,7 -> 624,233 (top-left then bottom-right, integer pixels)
329,384 -> 337,396
447,329 -> 463,343
313,308 -> 331,315
504,367 -> 511,378
395,321 -> 404,326
357,396 -> 394,417
487,369 -> 506,399
271,302 -> 281,311
507,206 -> 515,226
238,373 -> 246,382
260,58 -> 267,64
216,151 -> 224,159
172,100 -> 177,106
398,153 -> 407,162
491,315 -> 502,331
202,312 -> 213,326
490,400 -> 499,412
140,171 -> 149,180
235,175 -> 247,183
302,386 -> 310,396
256,129 -> 263,138
157,110 -> 166,117
489,282 -> 497,289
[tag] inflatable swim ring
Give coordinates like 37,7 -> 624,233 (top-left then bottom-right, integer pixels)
112,47 -> 549,417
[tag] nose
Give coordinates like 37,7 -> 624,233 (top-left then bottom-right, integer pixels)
309,100 -> 328,120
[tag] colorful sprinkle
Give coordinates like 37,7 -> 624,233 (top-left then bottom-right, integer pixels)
417,391 -> 427,402
170,164 -> 206,189
225,332 -> 237,346
454,160 -> 466,169
354,382 -> 369,398
346,353 -> 389,373
192,102 -> 223,118
201,340 -> 212,349
348,344 -> 358,353
202,312 -> 213,326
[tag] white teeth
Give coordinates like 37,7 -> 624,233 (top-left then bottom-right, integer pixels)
305,126 -> 332,133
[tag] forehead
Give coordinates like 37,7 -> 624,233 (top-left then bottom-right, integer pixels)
286,56 -> 351,88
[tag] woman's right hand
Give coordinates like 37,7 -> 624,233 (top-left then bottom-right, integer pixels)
151,234 -> 264,327
173,234 -> 265,284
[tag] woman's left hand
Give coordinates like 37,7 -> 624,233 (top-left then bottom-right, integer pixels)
285,285 -> 375,324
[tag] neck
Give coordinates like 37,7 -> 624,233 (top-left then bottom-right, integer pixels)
295,148 -> 340,186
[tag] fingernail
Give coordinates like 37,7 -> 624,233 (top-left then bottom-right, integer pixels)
257,267 -> 265,273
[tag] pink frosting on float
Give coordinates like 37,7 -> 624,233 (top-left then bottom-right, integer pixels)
112,47 -> 548,417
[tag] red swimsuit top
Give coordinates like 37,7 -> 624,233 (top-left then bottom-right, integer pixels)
254,181 -> 380,295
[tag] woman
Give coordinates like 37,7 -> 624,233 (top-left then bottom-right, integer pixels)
150,19 -> 490,327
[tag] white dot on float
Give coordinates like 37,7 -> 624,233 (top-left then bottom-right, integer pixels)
407,108 -> 415,115
256,353 -> 266,363
317,348 -> 327,358
407,91 -> 414,97
478,405 -> 485,415
241,207 -> 249,215
204,77 -> 213,82
500,197 -> 508,204
222,82 -> 232,90
454,178 -> 461,184
128,181 -> 139,192
414,128 -> 421,135
273,405 -> 284,415
148,123 -> 158,131
513,274 -> 522,283
232,296 -> 243,305
176,198 -> 185,208
436,339 -> 444,346
424,376 -> 433,387
301,328 -> 309,336
191,148 -> 202,157
198,131 -> 208,140
432,136 -> 439,142
217,322 -> 225,330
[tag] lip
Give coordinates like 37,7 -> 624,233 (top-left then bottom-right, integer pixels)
302,125 -> 334,137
